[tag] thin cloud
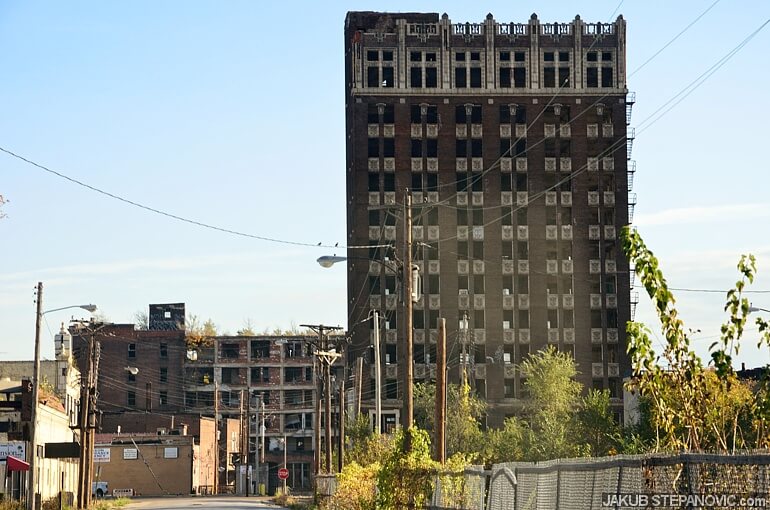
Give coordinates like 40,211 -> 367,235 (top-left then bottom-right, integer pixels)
635,203 -> 770,227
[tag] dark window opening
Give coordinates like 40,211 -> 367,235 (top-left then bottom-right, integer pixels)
501,174 -> 512,192
251,340 -> 270,358
499,105 -> 511,124
544,52 -> 555,62
470,67 -> 482,88
456,172 -> 469,192
382,51 -> 393,61
367,67 -> 379,88
543,67 -> 555,88
127,391 -> 136,407
383,173 -> 395,192
471,105 -> 482,123
410,67 -> 422,88
425,67 -> 437,87
382,67 -> 394,88
500,51 -> 510,61
516,174 -> 527,191
426,139 -> 438,157
367,138 -> 379,157
499,67 -> 511,88
559,51 -> 569,61
367,104 -> 379,124
587,52 -> 598,62
368,173 -> 379,192
456,105 -> 467,123
601,67 -> 613,88
411,173 -> 422,191
471,172 -> 483,192
385,379 -> 397,399
558,67 -> 570,87
513,68 -> 526,88
455,67 -> 467,88
515,107 -> 526,124
455,52 -> 466,61
426,52 -> 437,62
470,52 -> 481,61
587,67 -> 598,88
160,367 -> 168,383
456,140 -> 468,157
411,139 -> 422,157
128,343 -> 136,359
513,139 -> 526,157
160,343 -> 168,358
410,51 -> 421,62
471,139 -> 483,157
382,104 -> 394,123
383,138 -> 395,157
500,138 -> 511,158
514,51 -> 526,62
426,106 -> 438,123
410,105 -> 422,123
426,174 -> 438,191
367,51 -> 379,61
602,51 -> 612,61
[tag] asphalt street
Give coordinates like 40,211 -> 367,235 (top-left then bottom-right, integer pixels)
124,496 -> 287,509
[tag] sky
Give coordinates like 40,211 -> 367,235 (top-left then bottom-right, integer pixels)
1,1 -> 769,368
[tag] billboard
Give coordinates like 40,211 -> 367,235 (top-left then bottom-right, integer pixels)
94,447 -> 111,463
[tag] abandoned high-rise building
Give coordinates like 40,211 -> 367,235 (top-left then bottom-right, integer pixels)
344,11 -> 636,427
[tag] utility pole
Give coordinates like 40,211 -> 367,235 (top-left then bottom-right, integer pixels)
314,371 -> 321,476
75,320 -> 102,510
213,379 -> 219,496
240,389 -> 247,496
402,189 -> 414,439
373,311 -> 382,434
28,282 -> 43,510
460,312 -> 469,387
355,357 -> 363,417
435,318 -> 446,464
337,376 -> 345,473
301,324 -> 343,475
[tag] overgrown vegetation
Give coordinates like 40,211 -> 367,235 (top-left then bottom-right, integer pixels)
621,226 -> 770,451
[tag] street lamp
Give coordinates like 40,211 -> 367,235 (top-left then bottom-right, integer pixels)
748,305 -> 770,314
29,282 -> 97,510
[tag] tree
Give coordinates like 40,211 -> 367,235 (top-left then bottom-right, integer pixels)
520,346 -> 587,460
237,318 -> 256,336
413,382 -> 486,458
133,310 -> 149,330
577,389 -> 621,456
186,314 -> 217,348
621,226 -> 770,451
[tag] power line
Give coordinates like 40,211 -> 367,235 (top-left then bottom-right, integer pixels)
0,145 -> 386,251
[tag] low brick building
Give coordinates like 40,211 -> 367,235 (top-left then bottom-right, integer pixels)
93,431 -> 199,496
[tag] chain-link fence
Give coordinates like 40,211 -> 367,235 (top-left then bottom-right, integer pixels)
486,452 -> 770,510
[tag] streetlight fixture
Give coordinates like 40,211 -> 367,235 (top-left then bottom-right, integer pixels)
748,305 -> 770,314
29,282 -> 97,510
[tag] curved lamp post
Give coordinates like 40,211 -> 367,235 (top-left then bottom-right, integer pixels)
748,305 -> 770,314
29,284 -> 97,510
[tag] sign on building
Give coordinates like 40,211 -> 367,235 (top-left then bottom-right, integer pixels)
94,448 -> 111,463
123,448 -> 138,460
0,442 -> 26,462
163,447 -> 178,459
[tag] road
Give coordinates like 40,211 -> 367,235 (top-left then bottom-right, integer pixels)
124,496 -> 287,510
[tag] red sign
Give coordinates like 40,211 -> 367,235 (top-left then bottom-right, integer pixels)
278,468 -> 289,480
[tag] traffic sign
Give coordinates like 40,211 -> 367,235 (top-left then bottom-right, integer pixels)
278,468 -> 289,480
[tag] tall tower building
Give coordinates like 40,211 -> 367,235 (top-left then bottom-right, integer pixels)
344,11 -> 635,426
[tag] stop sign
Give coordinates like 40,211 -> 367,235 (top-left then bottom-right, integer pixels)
278,468 -> 289,480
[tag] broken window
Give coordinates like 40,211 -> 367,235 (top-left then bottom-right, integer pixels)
160,367 -> 168,383
220,343 -> 239,359
470,52 -> 481,61
518,309 -> 529,328
368,104 -> 380,124
514,51 -> 526,62
455,51 -> 466,61
500,51 -> 510,61
559,51 -> 570,61
410,51 -> 422,62
368,173 -> 379,192
411,139 -> 422,157
473,275 -> 485,294
544,52 -> 555,62
382,104 -> 394,123
602,51 -> 612,61
587,51 -> 598,62
500,138 -> 511,158
284,367 -> 304,383
382,51 -> 393,61
128,343 -> 136,358
251,340 -> 270,358
425,106 -> 438,123
515,106 -> 526,124
471,105 -> 482,123
456,172 -> 469,192
383,173 -> 395,192
456,140 -> 468,158
128,391 -> 136,407
411,173 -> 422,191
426,173 -> 438,191
367,51 -> 379,61
426,52 -> 437,62
367,67 -> 379,87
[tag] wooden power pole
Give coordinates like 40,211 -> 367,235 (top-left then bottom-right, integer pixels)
402,190 -> 414,434
435,318 -> 446,464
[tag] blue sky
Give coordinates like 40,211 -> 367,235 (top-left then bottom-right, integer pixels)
1,1 -> 769,367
